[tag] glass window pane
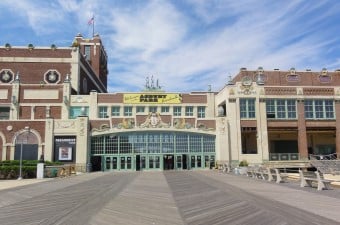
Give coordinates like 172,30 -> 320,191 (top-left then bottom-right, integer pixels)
111,106 -> 120,116
173,106 -> 181,116
197,106 -> 205,118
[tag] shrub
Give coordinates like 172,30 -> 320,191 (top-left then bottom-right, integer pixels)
239,160 -> 249,167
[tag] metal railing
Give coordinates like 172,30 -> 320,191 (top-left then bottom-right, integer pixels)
269,153 -> 300,161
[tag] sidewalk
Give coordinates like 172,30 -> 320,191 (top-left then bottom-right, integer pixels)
0,178 -> 51,191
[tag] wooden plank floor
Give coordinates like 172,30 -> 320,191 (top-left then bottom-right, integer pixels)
0,171 -> 340,225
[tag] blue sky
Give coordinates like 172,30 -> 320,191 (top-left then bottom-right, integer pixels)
1,0 -> 339,92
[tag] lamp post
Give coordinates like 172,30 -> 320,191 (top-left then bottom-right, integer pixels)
17,126 -> 30,180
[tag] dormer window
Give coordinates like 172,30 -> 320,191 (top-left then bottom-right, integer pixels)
286,68 -> 300,82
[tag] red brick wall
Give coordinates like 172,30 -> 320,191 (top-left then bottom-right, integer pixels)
20,106 -> 31,119
50,106 -> 61,119
98,93 -> 124,103
0,62 -> 71,85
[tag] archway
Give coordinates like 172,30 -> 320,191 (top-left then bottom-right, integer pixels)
14,130 -> 39,160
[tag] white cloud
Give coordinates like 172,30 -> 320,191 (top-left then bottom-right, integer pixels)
0,0 -> 339,92
109,1 -> 187,61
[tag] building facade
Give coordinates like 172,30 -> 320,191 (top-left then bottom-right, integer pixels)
1,35 -> 340,172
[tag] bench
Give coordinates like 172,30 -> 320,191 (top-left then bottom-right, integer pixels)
299,170 -> 332,191
267,168 -> 288,183
245,167 -> 263,179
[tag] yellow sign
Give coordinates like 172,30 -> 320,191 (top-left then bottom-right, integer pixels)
123,93 -> 182,104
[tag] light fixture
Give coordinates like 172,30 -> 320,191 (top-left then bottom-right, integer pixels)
12,96 -> 17,105
63,96 -> 69,104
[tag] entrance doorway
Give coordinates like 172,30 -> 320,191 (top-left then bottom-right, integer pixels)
182,154 -> 188,169
163,155 -> 174,170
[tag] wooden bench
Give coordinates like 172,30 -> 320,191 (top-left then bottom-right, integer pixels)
299,170 -> 332,191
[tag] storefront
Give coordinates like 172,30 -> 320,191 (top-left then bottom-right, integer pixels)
91,131 -> 216,171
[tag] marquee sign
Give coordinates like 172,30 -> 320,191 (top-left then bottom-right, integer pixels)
123,93 -> 182,104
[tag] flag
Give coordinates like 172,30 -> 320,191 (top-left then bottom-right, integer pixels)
88,16 -> 94,25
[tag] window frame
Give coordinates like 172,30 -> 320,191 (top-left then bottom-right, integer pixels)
124,106 -> 133,116
98,106 -> 108,118
111,106 -> 120,117
173,106 -> 182,116
240,98 -> 256,119
185,106 -> 194,116
197,106 -> 206,118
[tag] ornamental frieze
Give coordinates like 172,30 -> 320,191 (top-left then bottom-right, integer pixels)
140,112 -> 169,128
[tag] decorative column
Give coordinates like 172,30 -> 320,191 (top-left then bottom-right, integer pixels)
297,99 -> 308,159
258,98 -> 269,161
335,100 -> 340,159
76,116 -> 90,171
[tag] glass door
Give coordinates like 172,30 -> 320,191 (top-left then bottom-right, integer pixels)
148,155 -> 161,170
112,157 -> 117,170
119,156 -> 133,170
105,157 -> 111,170
176,155 -> 182,169
141,155 -> 146,170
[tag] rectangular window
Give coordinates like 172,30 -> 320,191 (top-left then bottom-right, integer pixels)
185,106 -> 194,116
84,45 -> 91,61
173,106 -> 181,116
98,106 -> 108,118
161,106 -> 169,113
325,100 -> 334,118
0,107 -> 10,120
265,99 -> 296,119
124,106 -> 133,116
287,99 -> 297,118
304,100 -> 314,119
304,99 -> 334,119
136,106 -> 145,113
197,106 -> 206,118
240,98 -> 256,118
149,106 -> 157,113
111,106 -> 120,116
70,106 -> 89,119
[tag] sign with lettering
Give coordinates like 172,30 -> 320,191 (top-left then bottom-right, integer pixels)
54,136 -> 76,162
123,93 -> 182,104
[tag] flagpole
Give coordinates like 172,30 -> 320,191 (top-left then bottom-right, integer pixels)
92,16 -> 95,37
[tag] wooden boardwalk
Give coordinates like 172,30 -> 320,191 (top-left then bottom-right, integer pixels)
0,171 -> 340,225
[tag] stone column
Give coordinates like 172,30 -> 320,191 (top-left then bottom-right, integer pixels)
258,98 -> 269,161
335,100 -> 340,159
297,100 -> 308,159
76,116 -> 90,171
44,118 -> 54,161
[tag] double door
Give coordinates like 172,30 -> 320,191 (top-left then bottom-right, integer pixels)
105,156 -> 132,171
136,155 -> 161,171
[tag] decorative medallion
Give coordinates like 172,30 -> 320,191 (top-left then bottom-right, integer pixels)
0,70 -> 14,83
241,76 -> 252,86
240,76 -> 254,95
44,70 -> 60,84
6,125 -> 13,131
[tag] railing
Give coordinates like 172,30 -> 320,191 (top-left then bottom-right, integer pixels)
269,153 -> 300,161
309,153 -> 337,160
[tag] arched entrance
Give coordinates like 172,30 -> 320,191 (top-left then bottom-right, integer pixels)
15,130 -> 39,160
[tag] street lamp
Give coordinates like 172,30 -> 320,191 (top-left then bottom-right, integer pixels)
17,126 -> 30,180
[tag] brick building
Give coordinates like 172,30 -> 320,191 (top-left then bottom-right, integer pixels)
1,34 -> 339,171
